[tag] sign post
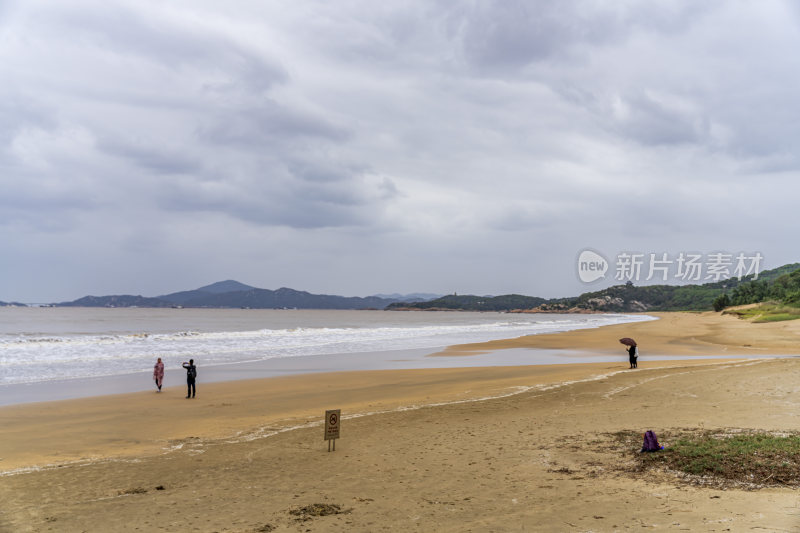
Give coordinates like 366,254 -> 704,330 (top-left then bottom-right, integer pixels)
324,409 -> 340,452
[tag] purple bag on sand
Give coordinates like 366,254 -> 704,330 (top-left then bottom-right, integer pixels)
641,430 -> 662,452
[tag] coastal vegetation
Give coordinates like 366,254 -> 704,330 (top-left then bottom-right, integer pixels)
616,430 -> 800,488
388,263 -> 800,316
568,262 -> 800,313
715,264 -> 800,320
722,303 -> 800,323
387,293 -> 547,311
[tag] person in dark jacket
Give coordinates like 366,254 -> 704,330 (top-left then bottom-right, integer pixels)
628,345 -> 637,369
182,359 -> 197,398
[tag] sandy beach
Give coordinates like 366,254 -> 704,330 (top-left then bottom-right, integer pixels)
437,311 -> 800,357
2,311 -> 800,532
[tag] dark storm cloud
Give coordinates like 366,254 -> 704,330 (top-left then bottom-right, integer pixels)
198,101 -> 350,148
158,157 -> 397,229
2,0 -> 800,301
448,1 -> 715,71
459,1 -> 800,172
0,97 -> 54,148
709,88 -> 800,171
45,3 -> 287,87
548,84 -> 709,148
1,0 -> 368,234
97,139 -> 202,175
608,92 -> 708,146
0,161 -> 97,231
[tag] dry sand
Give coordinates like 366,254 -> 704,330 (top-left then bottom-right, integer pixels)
2,311 -> 800,532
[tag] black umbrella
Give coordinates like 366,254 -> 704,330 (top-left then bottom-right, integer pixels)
619,337 -> 637,347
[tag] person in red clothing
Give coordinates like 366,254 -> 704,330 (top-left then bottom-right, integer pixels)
153,357 -> 165,392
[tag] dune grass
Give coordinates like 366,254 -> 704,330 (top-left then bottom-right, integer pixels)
615,430 -> 800,487
723,302 -> 800,322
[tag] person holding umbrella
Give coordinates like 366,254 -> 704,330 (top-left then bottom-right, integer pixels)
620,338 -> 638,369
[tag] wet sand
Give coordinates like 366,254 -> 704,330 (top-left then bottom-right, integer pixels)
2,311 -> 800,532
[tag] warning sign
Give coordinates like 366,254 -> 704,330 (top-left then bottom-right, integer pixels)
324,409 -> 340,441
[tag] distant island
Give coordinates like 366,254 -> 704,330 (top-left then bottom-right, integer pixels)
52,280 -> 440,310
0,300 -> 27,307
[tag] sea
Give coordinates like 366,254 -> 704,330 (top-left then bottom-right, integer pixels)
0,307 -> 655,405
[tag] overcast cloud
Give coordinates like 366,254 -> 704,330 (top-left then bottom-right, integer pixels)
1,0 -> 799,302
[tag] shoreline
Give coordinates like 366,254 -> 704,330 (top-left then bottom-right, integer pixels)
5,311 -> 800,530
0,348 -> 773,408
0,312 -> 654,407
0,309 -> 650,406
436,310 -> 800,356
0,357 -> 743,474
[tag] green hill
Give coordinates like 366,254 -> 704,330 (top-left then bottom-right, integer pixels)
387,294 -> 547,312
389,263 -> 800,314
716,264 -> 800,321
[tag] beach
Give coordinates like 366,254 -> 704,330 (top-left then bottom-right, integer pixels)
2,311 -> 800,532
437,311 -> 800,357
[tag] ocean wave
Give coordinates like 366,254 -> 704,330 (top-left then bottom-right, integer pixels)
0,313 -> 655,385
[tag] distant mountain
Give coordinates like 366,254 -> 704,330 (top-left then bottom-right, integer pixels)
56,281 -> 422,310
57,295 -> 173,308
157,279 -> 257,305
195,280 -> 256,294
0,301 -> 27,307
52,263 -> 800,313
176,287 -> 401,310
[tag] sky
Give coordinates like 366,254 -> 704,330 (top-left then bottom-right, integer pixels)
2,1 -> 800,302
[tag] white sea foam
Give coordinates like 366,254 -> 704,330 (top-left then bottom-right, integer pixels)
0,308 -> 656,385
